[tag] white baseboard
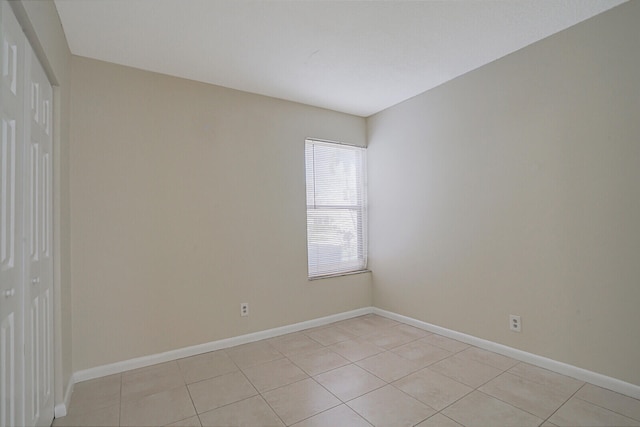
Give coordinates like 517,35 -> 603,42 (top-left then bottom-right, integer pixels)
65,304 -> 639,415
73,307 -> 373,383
54,377 -> 73,418
373,308 -> 640,400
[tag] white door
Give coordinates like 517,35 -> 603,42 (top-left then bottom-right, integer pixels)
1,2 -> 54,426
0,2 -> 25,426
23,40 -> 54,427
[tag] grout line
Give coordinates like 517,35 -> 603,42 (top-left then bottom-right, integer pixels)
479,370 -> 588,422
439,412 -> 464,427
473,388 -> 546,423
542,382 -> 586,425
182,371 -> 199,424
506,362 -> 586,391
430,387 -> 475,420
572,393 -> 640,424
286,376 -> 344,426
118,373 -> 122,427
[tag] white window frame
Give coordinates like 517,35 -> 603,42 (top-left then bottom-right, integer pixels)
305,138 -> 368,279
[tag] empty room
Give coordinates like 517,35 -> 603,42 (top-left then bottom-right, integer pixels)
1,0 -> 639,426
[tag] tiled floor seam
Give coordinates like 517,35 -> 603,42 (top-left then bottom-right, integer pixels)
341,382 -> 390,406
415,382 -> 475,421
573,395 -> 640,423
354,351 -> 410,382
389,381 -> 439,410
197,393 -> 286,427
540,381 -> 588,425
261,396 -> 288,427
415,368 -> 528,424
456,353 -> 517,373
247,371 -> 311,395
183,375 -> 200,425
473,388 -> 550,423
424,361 -> 499,391
238,367 -> 262,401
340,382 -> 434,426
298,374 -> 340,404
437,413 -> 464,427
333,372 -> 389,405
284,400 -> 343,426
118,373 -> 123,427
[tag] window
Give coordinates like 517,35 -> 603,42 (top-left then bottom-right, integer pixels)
305,139 -> 367,278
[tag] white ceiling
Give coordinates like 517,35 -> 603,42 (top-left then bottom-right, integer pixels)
54,0 -> 625,117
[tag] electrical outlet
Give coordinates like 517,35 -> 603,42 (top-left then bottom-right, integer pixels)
509,315 -> 521,332
240,303 -> 249,317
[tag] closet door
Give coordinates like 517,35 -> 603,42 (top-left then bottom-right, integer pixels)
23,41 -> 54,427
0,2 -> 25,426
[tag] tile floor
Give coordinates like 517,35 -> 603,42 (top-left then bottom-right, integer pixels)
53,314 -> 640,427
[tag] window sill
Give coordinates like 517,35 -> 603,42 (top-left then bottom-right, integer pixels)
308,269 -> 372,281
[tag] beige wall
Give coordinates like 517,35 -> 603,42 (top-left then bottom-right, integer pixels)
11,0 -> 73,406
69,56 -> 371,371
22,0 -> 637,387
368,1 -> 640,386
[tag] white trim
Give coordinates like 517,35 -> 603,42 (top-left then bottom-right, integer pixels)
64,305 -> 640,414
308,269 -> 371,281
305,137 -> 365,149
72,307 -> 373,383
53,378 -> 73,418
373,308 -> 640,400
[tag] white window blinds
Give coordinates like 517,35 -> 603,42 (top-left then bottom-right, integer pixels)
305,139 -> 367,278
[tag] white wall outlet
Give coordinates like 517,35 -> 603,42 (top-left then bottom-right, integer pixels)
240,303 -> 249,317
509,314 -> 521,332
